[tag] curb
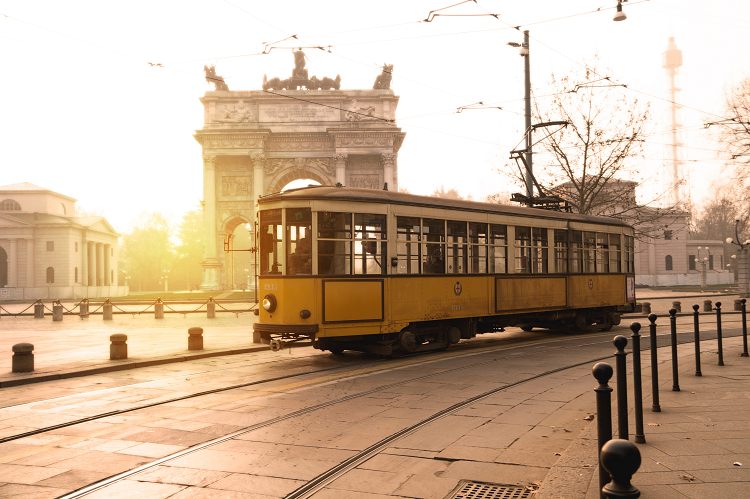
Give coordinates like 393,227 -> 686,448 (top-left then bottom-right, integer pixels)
0,345 -> 271,388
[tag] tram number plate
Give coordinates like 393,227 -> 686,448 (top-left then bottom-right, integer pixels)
452,304 -> 465,311
264,283 -> 278,291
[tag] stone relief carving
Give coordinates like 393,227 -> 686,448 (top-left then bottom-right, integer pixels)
333,154 -> 348,170
348,156 -> 381,170
251,155 -> 265,171
266,140 -> 334,151
203,155 -> 216,170
381,153 -> 396,167
335,136 -> 393,147
221,176 -> 251,196
216,157 -> 251,171
345,100 -> 378,121
264,157 -> 335,177
349,174 -> 380,189
218,202 -> 253,220
212,100 -> 254,123
207,138 -> 262,148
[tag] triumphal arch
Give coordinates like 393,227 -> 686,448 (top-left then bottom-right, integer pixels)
195,57 -> 406,289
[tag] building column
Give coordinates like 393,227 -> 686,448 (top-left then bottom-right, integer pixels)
200,155 -> 221,290
334,153 -> 347,185
96,243 -> 104,287
647,238 -> 656,275
104,244 -> 111,285
26,239 -> 34,287
8,239 -> 17,287
87,242 -> 95,285
82,237 -> 88,286
381,153 -> 395,191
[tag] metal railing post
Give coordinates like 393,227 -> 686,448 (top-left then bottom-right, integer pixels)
741,298 -> 748,357
669,308 -> 680,391
716,302 -> 724,366
593,362 -> 614,498
693,304 -> 702,376
613,336 -> 629,441
648,314 -> 661,412
630,322 -> 645,444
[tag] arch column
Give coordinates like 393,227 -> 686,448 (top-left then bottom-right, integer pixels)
82,236 -> 88,286
104,244 -> 111,285
96,243 -> 104,287
8,239 -> 17,287
334,154 -> 347,185
26,239 -> 34,287
382,153 -> 395,191
200,155 -> 221,290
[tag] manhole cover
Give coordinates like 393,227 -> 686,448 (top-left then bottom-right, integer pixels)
445,480 -> 534,499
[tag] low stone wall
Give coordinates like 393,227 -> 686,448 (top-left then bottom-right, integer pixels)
636,272 -> 734,287
0,286 -> 129,300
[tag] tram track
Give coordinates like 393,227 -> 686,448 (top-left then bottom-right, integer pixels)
53,322 -> 746,499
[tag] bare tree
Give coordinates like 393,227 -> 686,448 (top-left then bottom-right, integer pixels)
431,185 -> 463,200
716,77 -> 750,169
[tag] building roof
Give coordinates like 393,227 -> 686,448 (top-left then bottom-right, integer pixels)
0,212 -> 120,235
0,182 -> 77,201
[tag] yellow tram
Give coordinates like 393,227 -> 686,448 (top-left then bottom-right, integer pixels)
252,186 -> 636,355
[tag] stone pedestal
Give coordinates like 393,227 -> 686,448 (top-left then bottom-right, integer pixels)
34,303 -> 44,318
207,302 -> 216,318
188,327 -> 204,350
103,303 -> 113,320
12,343 -> 34,372
52,304 -> 63,321
110,334 -> 127,360
80,302 -> 89,318
155,303 -> 164,319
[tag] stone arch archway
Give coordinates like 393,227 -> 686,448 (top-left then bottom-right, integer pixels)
267,168 -> 333,195
0,245 -> 7,288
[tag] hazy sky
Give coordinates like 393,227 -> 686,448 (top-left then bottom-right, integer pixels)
1,0 -> 748,231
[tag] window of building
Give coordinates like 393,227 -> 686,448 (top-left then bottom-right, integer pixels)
554,229 -> 568,273
489,224 -> 507,274
0,199 -> 21,211
397,217 -> 420,274
58,203 -> 66,215
47,241 -> 54,251
709,254 -> 714,270
46,267 -> 54,283
75,267 -> 78,283
689,254 -> 696,271
664,230 -> 672,240
665,255 -> 673,271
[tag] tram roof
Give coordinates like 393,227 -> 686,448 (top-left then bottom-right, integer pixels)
259,186 -> 631,228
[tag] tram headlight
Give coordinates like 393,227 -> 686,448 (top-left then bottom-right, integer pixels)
262,294 -> 277,313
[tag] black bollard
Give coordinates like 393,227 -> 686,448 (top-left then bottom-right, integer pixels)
669,308 -> 680,391
648,314 -> 661,412
593,362 -> 614,497
600,439 -> 642,499
613,336 -> 629,441
741,299 -> 748,357
693,304 -> 702,376
630,323 -> 646,444
716,302 -> 724,366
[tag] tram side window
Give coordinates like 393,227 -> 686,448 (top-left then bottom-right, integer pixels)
554,229 -> 568,273
583,232 -> 597,273
422,218 -> 445,274
446,221 -> 467,274
286,208 -> 312,275
260,209 -> 282,275
625,235 -> 635,273
489,224 -> 507,274
397,217 -> 421,274
318,212 -> 352,275
531,227 -> 548,273
596,233 -> 609,273
469,222 -> 488,273
354,214 -> 387,275
569,230 -> 583,273
609,234 -> 622,273
515,227 -> 531,273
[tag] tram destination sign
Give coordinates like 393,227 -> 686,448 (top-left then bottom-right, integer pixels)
259,103 -> 339,122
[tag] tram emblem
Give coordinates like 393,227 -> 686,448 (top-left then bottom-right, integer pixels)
588,278 -> 594,290
454,281 -> 462,296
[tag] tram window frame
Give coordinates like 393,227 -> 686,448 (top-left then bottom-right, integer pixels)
396,216 -> 421,274
596,233 -> 609,273
422,218 -> 446,274
285,208 -> 312,276
446,220 -> 467,274
317,211 -> 352,275
354,213 -> 387,275
554,229 -> 568,273
260,209 -> 283,275
515,227 -> 531,273
569,230 -> 583,273
625,235 -> 635,273
489,224 -> 507,274
469,222 -> 488,274
531,227 -> 548,273
609,234 -> 622,273
583,231 -> 597,273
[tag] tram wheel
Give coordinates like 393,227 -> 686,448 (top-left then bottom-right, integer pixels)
328,347 -> 345,355
599,323 -> 614,332
520,326 -> 534,332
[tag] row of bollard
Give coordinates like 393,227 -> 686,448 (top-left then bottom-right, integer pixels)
26,299 -> 219,321
11,327 -> 206,372
640,298 -> 745,315
594,298 -> 750,498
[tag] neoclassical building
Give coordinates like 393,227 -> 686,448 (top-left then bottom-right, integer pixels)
0,182 -> 126,299
195,86 -> 406,289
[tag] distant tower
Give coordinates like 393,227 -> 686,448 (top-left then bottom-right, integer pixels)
662,37 -> 684,208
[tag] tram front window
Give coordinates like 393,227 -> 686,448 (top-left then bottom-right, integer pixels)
355,214 -> 387,275
318,211 -> 352,275
286,208 -> 312,275
260,209 -> 282,275
422,218 -> 445,274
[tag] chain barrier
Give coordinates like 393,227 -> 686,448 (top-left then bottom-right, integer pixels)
42,300 -> 55,313
1,297 -> 253,317
58,299 -> 81,314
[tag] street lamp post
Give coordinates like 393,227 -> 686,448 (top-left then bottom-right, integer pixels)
727,219 -> 750,298
507,30 -> 532,202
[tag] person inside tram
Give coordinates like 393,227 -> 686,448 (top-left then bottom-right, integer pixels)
423,248 -> 445,274
290,235 -> 312,275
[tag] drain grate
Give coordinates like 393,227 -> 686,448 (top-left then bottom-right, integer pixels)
445,480 -> 534,499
